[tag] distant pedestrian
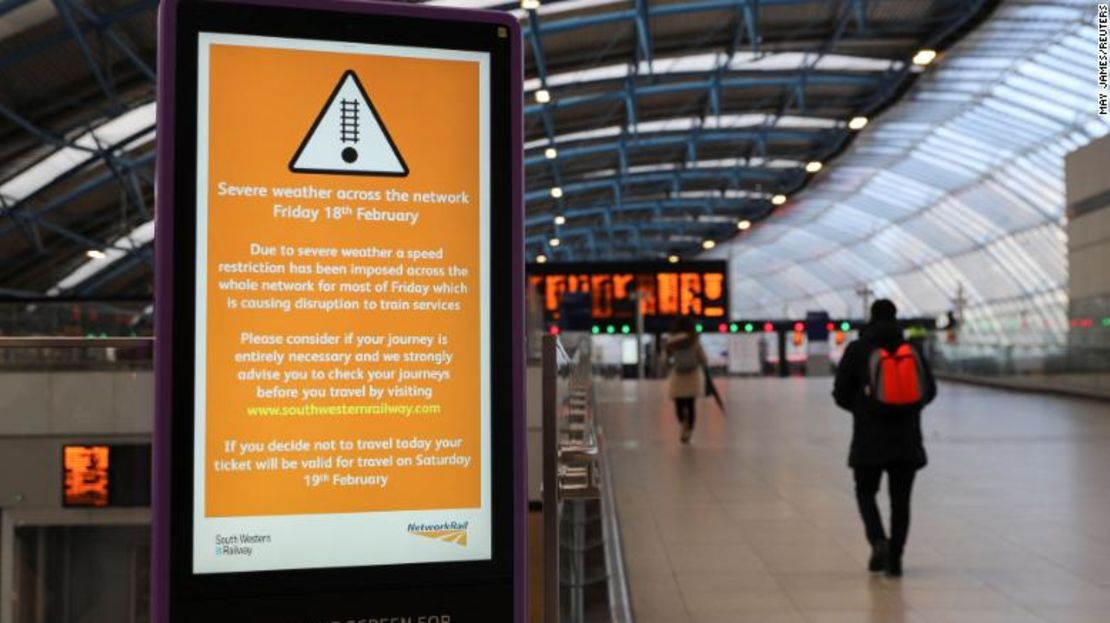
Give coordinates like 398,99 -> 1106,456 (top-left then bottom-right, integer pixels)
665,316 -> 707,444
833,299 -> 936,577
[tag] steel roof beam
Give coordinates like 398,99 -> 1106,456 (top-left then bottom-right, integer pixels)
523,0 -> 818,38
526,166 -> 800,202
0,101 -> 101,154
525,7 -> 568,209
633,0 -> 653,69
529,218 -> 731,243
0,0 -> 35,19
0,0 -> 156,73
526,197 -> 766,226
8,211 -> 45,253
75,248 -> 151,296
852,0 -> 867,31
63,0 -> 155,83
0,152 -> 155,241
52,0 -> 122,112
525,72 -> 882,116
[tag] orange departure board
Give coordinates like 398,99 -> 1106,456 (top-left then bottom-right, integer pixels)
64,445 -> 110,507
527,261 -> 728,330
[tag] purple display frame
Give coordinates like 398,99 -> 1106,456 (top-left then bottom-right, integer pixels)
152,1 -> 525,620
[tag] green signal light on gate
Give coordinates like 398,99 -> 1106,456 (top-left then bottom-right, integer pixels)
606,325 -> 616,334
840,322 -> 851,331
1102,317 -> 1110,327
621,324 -> 631,334
744,323 -> 754,333
695,323 -> 704,333
729,323 -> 739,333
591,325 -> 600,334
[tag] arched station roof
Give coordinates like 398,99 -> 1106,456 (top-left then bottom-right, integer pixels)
0,0 -> 1000,307
708,0 -> 1109,343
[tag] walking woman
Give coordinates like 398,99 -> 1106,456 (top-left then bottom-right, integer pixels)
665,316 -> 707,444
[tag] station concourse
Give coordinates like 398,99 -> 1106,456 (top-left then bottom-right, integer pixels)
1,0 -> 1109,622
603,378 -> 1110,623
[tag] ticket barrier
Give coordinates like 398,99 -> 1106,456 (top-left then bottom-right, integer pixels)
542,336 -> 631,623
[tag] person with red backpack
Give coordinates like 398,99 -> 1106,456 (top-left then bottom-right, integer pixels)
833,299 -> 936,577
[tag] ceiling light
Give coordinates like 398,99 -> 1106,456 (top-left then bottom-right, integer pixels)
549,238 -> 561,247
544,147 -> 558,160
536,254 -> 547,264
737,220 -> 752,231
771,194 -> 787,206
521,0 -> 540,9
849,116 -> 869,130
805,161 -> 823,173
668,254 -> 679,264
912,49 -> 937,66
702,239 -> 716,250
535,89 -> 551,104
554,215 -> 566,225
86,249 -> 107,260
550,187 -> 563,199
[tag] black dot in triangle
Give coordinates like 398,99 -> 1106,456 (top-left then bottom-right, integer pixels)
342,147 -> 358,163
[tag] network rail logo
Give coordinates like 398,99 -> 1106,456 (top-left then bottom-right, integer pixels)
407,520 -> 469,546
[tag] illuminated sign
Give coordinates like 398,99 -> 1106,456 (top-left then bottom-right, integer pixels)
63,444 -> 151,508
193,30 -> 494,576
63,446 -> 109,507
157,2 -> 523,621
528,261 -> 728,331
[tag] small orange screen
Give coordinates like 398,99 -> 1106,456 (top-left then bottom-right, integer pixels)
64,446 -> 109,507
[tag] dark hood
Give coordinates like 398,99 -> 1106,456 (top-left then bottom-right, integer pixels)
667,332 -> 698,351
862,320 -> 904,350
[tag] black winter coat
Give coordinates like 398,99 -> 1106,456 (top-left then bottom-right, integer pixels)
832,321 -> 936,469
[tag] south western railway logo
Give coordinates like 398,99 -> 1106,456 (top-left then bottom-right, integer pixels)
407,520 -> 469,546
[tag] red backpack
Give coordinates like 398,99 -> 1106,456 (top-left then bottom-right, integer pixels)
867,343 -> 925,407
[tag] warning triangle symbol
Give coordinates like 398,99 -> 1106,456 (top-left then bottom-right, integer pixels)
289,70 -> 409,177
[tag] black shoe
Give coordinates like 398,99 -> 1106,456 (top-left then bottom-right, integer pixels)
868,538 -> 889,573
885,554 -> 903,578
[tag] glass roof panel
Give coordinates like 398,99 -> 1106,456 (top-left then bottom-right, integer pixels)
717,6 -> 1095,340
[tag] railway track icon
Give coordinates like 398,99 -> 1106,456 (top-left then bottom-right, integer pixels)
290,70 -> 408,176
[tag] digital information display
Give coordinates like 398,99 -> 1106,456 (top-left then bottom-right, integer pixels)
528,261 -> 729,331
64,445 -> 110,508
193,32 -> 491,575
156,2 -> 522,621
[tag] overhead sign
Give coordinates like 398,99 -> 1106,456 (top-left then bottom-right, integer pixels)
156,2 -> 523,621
63,444 -> 152,508
63,445 -> 109,507
528,261 -> 729,331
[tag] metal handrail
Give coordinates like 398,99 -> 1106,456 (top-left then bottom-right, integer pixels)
597,428 -> 633,623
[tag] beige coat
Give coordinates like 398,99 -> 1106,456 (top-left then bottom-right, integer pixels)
667,334 -> 707,399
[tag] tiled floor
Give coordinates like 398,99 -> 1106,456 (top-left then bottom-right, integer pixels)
599,378 -> 1110,623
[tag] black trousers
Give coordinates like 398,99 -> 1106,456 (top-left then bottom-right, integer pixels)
853,464 -> 917,555
674,398 -> 696,430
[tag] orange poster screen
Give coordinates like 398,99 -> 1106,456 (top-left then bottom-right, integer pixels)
192,33 -> 491,574
64,446 -> 110,507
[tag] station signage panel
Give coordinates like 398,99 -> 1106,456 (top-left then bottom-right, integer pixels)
63,444 -> 152,508
155,1 -> 523,621
64,445 -> 110,507
528,261 -> 729,331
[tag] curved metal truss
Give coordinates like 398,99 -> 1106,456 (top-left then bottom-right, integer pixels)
711,0 -> 1109,343
0,0 -> 998,302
